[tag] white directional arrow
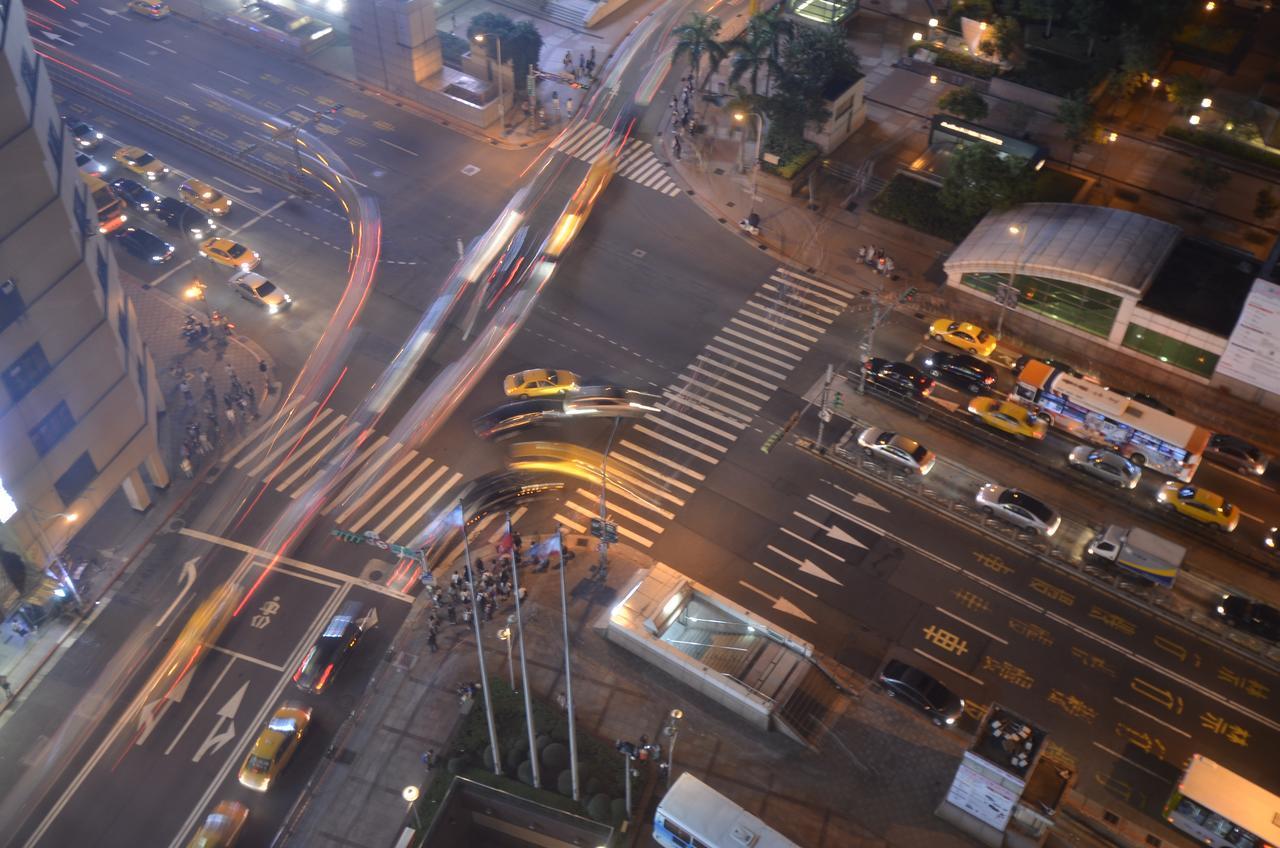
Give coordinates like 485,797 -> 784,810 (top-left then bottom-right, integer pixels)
793,511 -> 867,550
156,557 -> 200,628
100,7 -> 128,16
831,483 -> 889,513
135,672 -> 192,745
39,30 -> 73,45
71,19 -> 104,33
213,176 -> 263,195
739,581 -> 816,623
192,681 -> 247,763
766,545 -> 843,586
360,606 -> 379,631
808,495 -> 888,538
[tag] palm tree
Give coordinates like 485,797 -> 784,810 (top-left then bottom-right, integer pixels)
672,12 -> 727,88
728,13 -> 785,97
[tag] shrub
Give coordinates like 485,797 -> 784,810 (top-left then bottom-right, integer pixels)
541,742 -> 570,770
439,32 -> 468,65
1164,125 -> 1280,173
447,755 -> 469,774
557,768 -> 575,796
587,793 -> 612,822
517,759 -> 535,785
870,175 -> 980,242
932,49 -> 997,79
761,138 -> 819,180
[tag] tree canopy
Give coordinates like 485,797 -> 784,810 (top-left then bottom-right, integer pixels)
938,88 -> 989,122
466,13 -> 543,95
940,143 -> 1035,220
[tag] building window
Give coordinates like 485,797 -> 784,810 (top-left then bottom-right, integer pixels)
3,344 -> 52,402
97,248 -> 110,299
1122,324 -> 1219,378
73,185 -> 90,238
961,272 -> 1122,338
117,305 -> 129,350
46,120 -> 63,168
20,49 -> 38,101
54,451 -> 97,507
29,401 -> 76,457
0,282 -> 25,333
136,357 -> 148,413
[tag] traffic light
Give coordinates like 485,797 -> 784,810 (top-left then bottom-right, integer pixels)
603,522 -> 618,543
832,391 -> 844,409
900,286 -> 917,303
590,518 -> 604,538
762,427 -> 784,453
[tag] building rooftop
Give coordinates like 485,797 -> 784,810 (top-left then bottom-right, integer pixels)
945,204 -> 1182,298
1141,238 -> 1260,337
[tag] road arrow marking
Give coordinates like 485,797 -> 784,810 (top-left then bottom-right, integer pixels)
793,511 -> 867,549
766,545 -> 842,586
739,581 -> 816,623
192,681 -> 247,763
807,495 -> 887,538
40,30 -> 73,45
361,606 -> 379,631
135,673 -> 190,745
100,7 -> 128,16
71,19 -> 104,32
213,176 -> 262,194
780,526 -> 846,562
156,557 -> 200,628
830,483 -> 889,513
752,561 -> 817,597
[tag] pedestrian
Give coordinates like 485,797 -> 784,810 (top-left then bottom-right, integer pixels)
589,45 -> 595,64
423,749 -> 437,769
566,97 -> 574,118
673,136 -> 682,159
0,675 -> 11,698
180,455 -> 194,478
179,378 -> 191,398
475,557 -> 485,574
225,406 -> 237,429
513,532 -> 523,553
199,430 -> 213,454
451,570 -> 461,587
225,363 -> 236,380
450,12 -> 456,32
563,50 -> 572,70
427,630 -> 438,653
586,58 -> 595,77
462,607 -> 472,626
447,605 -> 457,624
579,53 -> 585,70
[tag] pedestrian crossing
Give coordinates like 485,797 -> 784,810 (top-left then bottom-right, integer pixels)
550,267 -> 853,548
550,120 -> 682,197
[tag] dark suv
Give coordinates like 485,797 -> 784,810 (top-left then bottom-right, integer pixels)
921,351 -> 997,393
1203,433 -> 1268,476
862,358 -> 934,399
877,659 -> 964,725
153,197 -> 216,240
1213,594 -> 1279,642
293,600 -> 371,693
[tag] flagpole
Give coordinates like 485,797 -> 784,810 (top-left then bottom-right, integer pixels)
459,503 -> 502,776
556,526 -> 581,801
507,512 -> 540,789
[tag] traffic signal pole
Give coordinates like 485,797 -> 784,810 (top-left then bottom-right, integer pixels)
857,286 -> 917,396
595,416 -> 621,581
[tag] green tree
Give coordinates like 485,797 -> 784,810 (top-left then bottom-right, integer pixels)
937,87 -> 989,122
673,12 -> 727,88
466,13 -> 543,96
1111,26 -> 1161,96
727,8 -> 792,97
1056,92 -> 1097,165
1181,158 -> 1230,205
1166,74 -> 1210,113
1018,0 -> 1060,38
940,143 -> 1035,220
1252,188 -> 1278,223
980,16 -> 1024,65
1069,0 -> 1114,57
762,24 -> 859,156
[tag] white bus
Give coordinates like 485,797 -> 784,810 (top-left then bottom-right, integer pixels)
654,773 -> 803,848
1164,754 -> 1280,848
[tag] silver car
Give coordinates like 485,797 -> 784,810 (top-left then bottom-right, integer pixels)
229,271 -> 292,314
975,484 -> 1061,536
563,388 -> 659,418
1067,447 -> 1141,489
855,427 -> 936,475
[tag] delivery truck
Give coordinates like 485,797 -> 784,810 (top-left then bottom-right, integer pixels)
1086,525 -> 1186,587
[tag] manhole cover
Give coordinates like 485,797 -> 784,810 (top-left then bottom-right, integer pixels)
632,248 -> 646,258
461,164 -> 481,176
168,519 -> 187,533
726,200 -> 735,207
368,570 -> 383,581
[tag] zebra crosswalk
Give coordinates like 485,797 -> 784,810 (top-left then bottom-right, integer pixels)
550,121 -> 682,197
551,267 -> 854,548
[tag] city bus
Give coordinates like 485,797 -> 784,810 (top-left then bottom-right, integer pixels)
654,773 -> 803,848
1012,359 -> 1211,481
1163,754 -> 1279,848
81,173 -> 128,235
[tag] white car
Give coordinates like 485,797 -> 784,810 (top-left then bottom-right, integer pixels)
1066,447 -> 1141,489
975,484 -> 1060,536
76,151 -> 107,176
229,271 -> 292,313
855,427 -> 936,475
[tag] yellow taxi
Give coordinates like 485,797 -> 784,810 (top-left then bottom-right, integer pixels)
180,179 -> 232,216
199,237 -> 261,271
928,319 -> 998,358
503,369 -> 580,399
186,801 -> 247,847
968,397 -> 1048,440
112,145 -> 170,181
127,0 -> 171,17
142,582 -> 243,704
1157,482 -> 1240,532
238,703 -> 312,792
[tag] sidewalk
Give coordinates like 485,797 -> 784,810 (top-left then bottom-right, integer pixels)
0,273 -> 280,718
283,535 -> 987,848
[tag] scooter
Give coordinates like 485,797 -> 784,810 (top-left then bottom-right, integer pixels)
738,212 -> 760,236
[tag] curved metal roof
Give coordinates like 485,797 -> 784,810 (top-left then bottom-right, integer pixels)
945,204 -> 1182,296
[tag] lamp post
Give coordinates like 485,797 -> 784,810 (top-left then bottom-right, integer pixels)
664,708 -> 684,784
595,416 -> 620,581
498,621 -> 515,690
733,111 -> 764,218
474,34 -> 507,136
997,223 -> 1027,338
28,510 -> 85,613
183,279 -> 212,320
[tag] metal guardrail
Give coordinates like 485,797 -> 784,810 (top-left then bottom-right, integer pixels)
47,63 -> 314,197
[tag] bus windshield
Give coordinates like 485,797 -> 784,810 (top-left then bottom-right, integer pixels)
655,774 -> 802,848
1164,755 -> 1280,848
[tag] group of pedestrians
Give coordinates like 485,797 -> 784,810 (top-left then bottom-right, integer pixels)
425,555 -> 528,652
561,46 -> 597,84
175,362 -> 262,478
857,244 -> 896,277
668,75 -> 698,160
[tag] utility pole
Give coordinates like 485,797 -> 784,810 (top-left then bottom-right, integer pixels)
815,364 -> 834,453
555,527 -> 581,801
506,512 -> 540,789
593,416 -> 621,581
856,286 -> 918,395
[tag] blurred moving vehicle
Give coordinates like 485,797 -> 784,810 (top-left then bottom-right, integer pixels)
967,397 -> 1047,440
154,197 -> 217,240
854,427 -> 936,475
111,177 -> 159,212
877,659 -> 964,725
861,358 -> 933,399
64,117 -> 103,151
185,801 -> 247,847
238,703 -> 312,792
1067,447 -> 1142,489
473,399 -> 565,439
928,319 -> 998,357
503,369 -> 580,399
199,237 -> 261,271
113,145 -> 171,181
142,582 -> 244,704
976,484 -> 1061,536
1203,433 -> 1268,476
76,151 -> 107,177
293,600 -> 370,694
128,0 -> 172,17
1156,482 -> 1239,533
921,351 -> 995,393
1213,594 -> 1280,642
115,227 -> 175,264
229,271 -> 292,313
83,174 -> 129,235
563,388 -> 659,418
180,179 -> 233,216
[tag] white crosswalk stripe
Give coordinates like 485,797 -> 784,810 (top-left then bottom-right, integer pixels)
550,120 -> 682,196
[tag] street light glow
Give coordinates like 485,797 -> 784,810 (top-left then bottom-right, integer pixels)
928,17 -> 938,26
733,111 -> 746,122
473,33 -> 484,43
1201,97 -> 1213,108
1205,1 -> 1216,9
1189,114 -> 1201,125
63,512 -> 79,523
1107,131 -> 1118,142
912,31 -> 923,41
1009,225 -> 1021,235
1150,77 -> 1161,89
929,74 -> 938,84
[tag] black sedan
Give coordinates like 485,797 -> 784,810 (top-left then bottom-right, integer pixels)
877,659 -> 964,725
1213,594 -> 1279,642
921,351 -> 996,393
153,197 -> 217,240
111,178 -> 159,212
472,398 -> 566,440
293,600 -> 370,693
1203,433 -> 1268,476
114,227 -> 175,264
862,358 -> 934,399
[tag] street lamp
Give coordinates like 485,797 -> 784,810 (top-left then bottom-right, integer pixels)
1200,97 -> 1213,109
184,279 -> 212,319
497,622 -> 515,690
1189,114 -> 1201,125
474,34 -> 507,136
733,110 -> 764,218
998,224 -> 1027,338
29,510 -> 86,613
664,708 -> 684,784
